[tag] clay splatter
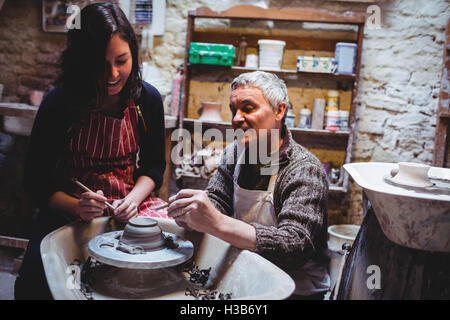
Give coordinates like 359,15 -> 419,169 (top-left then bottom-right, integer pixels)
179,262 -> 232,300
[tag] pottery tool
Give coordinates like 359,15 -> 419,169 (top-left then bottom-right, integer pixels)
71,178 -> 116,210
151,202 -> 170,211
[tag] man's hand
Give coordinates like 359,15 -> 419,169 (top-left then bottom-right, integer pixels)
77,190 -> 107,221
167,189 -> 223,234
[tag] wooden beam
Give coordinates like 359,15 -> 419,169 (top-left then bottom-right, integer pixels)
0,103 -> 38,119
191,5 -> 366,25
0,236 -> 29,249
433,18 -> 450,167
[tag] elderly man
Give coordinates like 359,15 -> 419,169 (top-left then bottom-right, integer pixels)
168,71 -> 330,299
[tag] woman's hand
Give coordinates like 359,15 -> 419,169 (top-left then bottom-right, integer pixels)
77,190 -> 107,221
167,189 -> 223,234
111,196 -> 139,223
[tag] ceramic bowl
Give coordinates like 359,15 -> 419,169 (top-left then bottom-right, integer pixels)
391,162 -> 433,188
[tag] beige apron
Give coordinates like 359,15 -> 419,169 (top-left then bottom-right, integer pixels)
232,152 -> 330,296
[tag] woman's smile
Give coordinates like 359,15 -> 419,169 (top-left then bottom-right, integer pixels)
105,33 -> 133,96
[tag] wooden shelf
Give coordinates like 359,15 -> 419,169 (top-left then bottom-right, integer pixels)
0,103 -> 180,129
182,118 -> 350,150
0,235 -> 29,249
290,127 -> 350,136
183,118 -> 349,135
181,5 -> 366,196
191,5 -> 366,24
0,103 -> 38,119
189,64 -> 356,80
438,111 -> 450,119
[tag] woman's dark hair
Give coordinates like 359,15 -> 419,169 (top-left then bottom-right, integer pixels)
57,2 -> 141,118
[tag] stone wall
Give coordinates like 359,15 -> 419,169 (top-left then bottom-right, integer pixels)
151,0 -> 449,224
0,1 -> 65,103
0,0 -> 448,236
0,0 -> 65,237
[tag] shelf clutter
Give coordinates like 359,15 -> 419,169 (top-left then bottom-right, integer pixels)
172,5 -> 365,207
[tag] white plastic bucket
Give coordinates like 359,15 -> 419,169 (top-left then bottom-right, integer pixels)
327,224 -> 360,293
258,39 -> 286,70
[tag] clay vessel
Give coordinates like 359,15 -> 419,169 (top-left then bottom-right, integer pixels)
198,102 -> 223,122
391,162 -> 432,188
120,217 -> 165,251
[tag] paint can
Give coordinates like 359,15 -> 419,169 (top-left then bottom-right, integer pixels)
298,107 -> 311,129
326,108 -> 340,131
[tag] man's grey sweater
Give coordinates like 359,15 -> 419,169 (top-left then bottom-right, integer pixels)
206,128 -> 329,271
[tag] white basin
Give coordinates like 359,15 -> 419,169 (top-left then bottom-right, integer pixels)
3,116 -> 34,136
0,103 -> 38,136
41,217 -> 295,300
344,162 -> 450,252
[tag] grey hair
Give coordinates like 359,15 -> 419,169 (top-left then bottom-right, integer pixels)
231,71 -> 290,111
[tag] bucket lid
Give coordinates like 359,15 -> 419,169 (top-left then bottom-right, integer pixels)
327,90 -> 340,97
300,108 -> 311,115
258,39 -> 286,46
328,224 -> 360,241
336,42 -> 358,48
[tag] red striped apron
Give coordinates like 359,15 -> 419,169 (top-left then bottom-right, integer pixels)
63,102 -> 169,219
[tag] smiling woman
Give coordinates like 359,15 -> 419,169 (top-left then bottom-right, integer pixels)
105,35 -> 133,96
58,2 -> 142,117
15,2 -> 169,300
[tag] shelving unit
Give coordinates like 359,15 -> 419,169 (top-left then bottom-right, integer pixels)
433,18 -> 450,168
177,5 -> 365,219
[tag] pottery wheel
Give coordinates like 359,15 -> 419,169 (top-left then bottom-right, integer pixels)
88,218 -> 194,269
383,175 -> 450,196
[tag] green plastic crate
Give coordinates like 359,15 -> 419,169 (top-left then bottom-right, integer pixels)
189,42 -> 236,66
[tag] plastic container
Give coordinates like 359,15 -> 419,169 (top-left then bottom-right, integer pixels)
298,107 -> 312,129
237,37 -> 248,67
335,42 -> 357,75
245,54 -> 258,68
339,110 -> 349,130
327,90 -> 340,109
285,108 -> 296,128
258,39 -> 286,70
297,56 -> 337,73
198,102 -> 223,122
311,98 -> 325,130
326,108 -> 340,131
327,224 -> 360,291
189,42 -> 236,66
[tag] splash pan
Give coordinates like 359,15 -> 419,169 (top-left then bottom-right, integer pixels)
344,162 -> 450,252
41,217 -> 295,300
89,231 -> 193,269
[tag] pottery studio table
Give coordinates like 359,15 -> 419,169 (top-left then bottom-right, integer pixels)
335,193 -> 450,300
